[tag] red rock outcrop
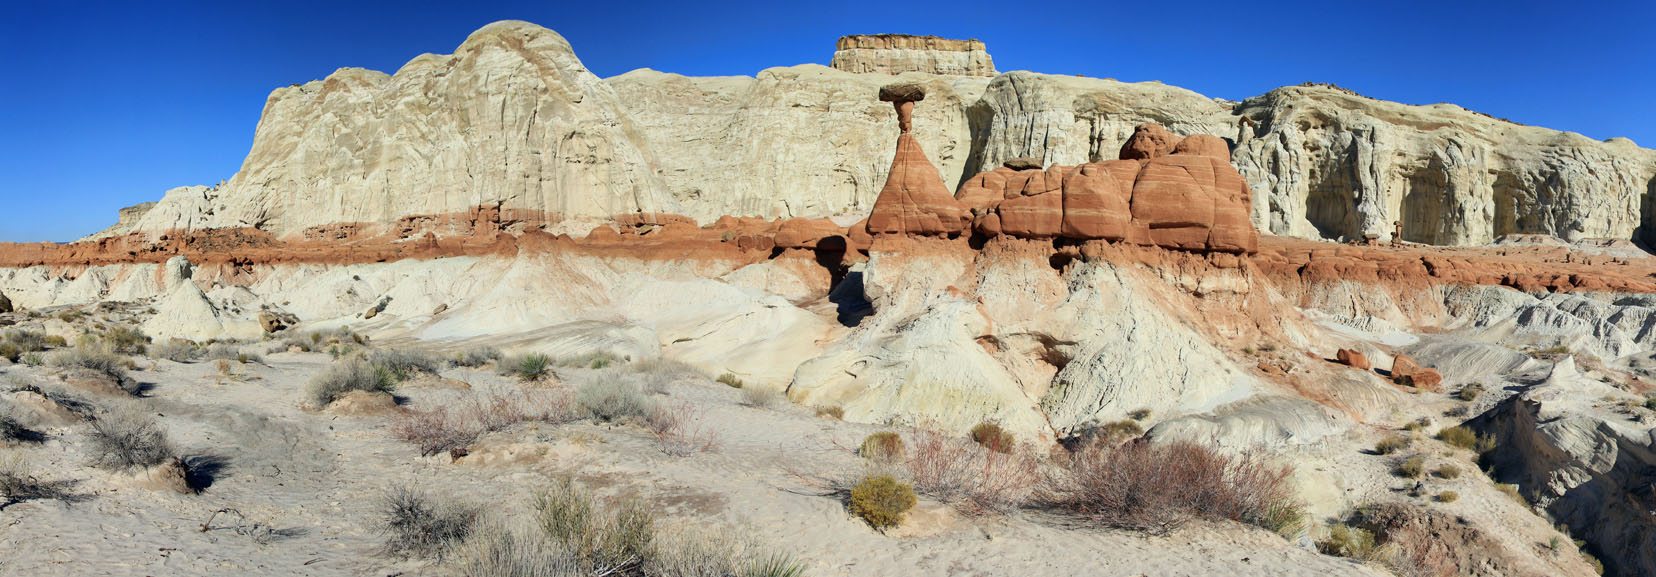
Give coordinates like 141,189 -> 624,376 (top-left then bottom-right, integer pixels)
865,83 -> 969,236
958,122 -> 1258,253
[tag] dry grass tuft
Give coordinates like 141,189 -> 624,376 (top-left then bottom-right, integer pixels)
376,486 -> 478,559
303,357 -> 395,407
86,407 -> 175,471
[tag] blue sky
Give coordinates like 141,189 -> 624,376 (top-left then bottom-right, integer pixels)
2,0 -> 1652,242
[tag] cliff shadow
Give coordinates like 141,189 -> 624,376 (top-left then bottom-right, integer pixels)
1636,175 -> 1656,253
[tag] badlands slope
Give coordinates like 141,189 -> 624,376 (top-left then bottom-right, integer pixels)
2,18 -> 1656,577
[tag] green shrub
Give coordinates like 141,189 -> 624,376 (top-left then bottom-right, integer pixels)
1435,491 -> 1459,503
576,380 -> 654,422
1437,426 -> 1495,452
100,326 -> 149,355
1375,434 -> 1410,455
500,353 -> 552,382
969,422 -> 1016,453
1395,455 -> 1426,478
377,486 -> 477,560
367,349 -> 439,381
859,432 -> 905,463
716,373 -> 744,388
848,475 -> 916,531
1318,524 -> 1378,560
304,358 -> 395,407
1457,383 -> 1485,402
1644,396 -> 1656,412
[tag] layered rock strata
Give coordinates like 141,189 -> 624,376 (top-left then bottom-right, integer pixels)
830,34 -> 997,77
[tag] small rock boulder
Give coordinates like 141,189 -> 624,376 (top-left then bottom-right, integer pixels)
1119,123 -> 1182,160
1002,157 -> 1043,171
1336,348 -> 1371,370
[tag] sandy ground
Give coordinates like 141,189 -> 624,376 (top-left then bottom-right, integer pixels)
0,350 -> 1390,577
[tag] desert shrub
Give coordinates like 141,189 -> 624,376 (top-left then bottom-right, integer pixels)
2,329 -> 51,353
1457,383 -> 1484,402
1495,483 -> 1525,503
848,474 -> 916,531
303,358 -> 395,407
1128,408 -> 1152,421
392,407 -> 478,457
392,390 -> 577,456
43,335 -> 67,347
1046,440 -> 1303,535
969,422 -> 1016,453
49,346 -> 136,393
559,351 -> 622,369
377,486 -> 478,559
739,386 -> 782,409
367,348 -> 439,381
1396,455 -> 1426,478
1375,434 -> 1411,455
454,518 -> 579,577
1434,464 -> 1461,479
86,408 -> 174,471
1583,551 -> 1604,575
1435,491 -> 1459,503
744,554 -> 808,577
451,346 -> 502,368
816,406 -> 844,420
716,373 -> 744,388
859,432 -> 905,463
1402,418 -> 1430,432
100,325 -> 149,354
1318,524 -> 1379,560
204,343 -> 261,364
1436,426 -> 1494,452
56,310 -> 85,323
646,403 -> 719,456
536,477 -> 656,575
18,352 -> 44,366
0,343 -> 19,363
0,453 -> 73,506
577,380 -> 654,422
906,428 -> 1038,514
500,353 -> 553,382
149,339 -> 202,363
1093,420 -> 1144,445
0,412 -> 42,444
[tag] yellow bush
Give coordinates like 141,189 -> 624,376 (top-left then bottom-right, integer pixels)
848,475 -> 916,531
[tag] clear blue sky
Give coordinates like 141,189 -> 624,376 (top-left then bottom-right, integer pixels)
3,0 -> 1652,242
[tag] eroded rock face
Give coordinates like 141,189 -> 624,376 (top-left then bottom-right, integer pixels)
830,34 -> 996,77
106,21 -> 679,239
91,22 -> 1656,248
866,84 -> 968,236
